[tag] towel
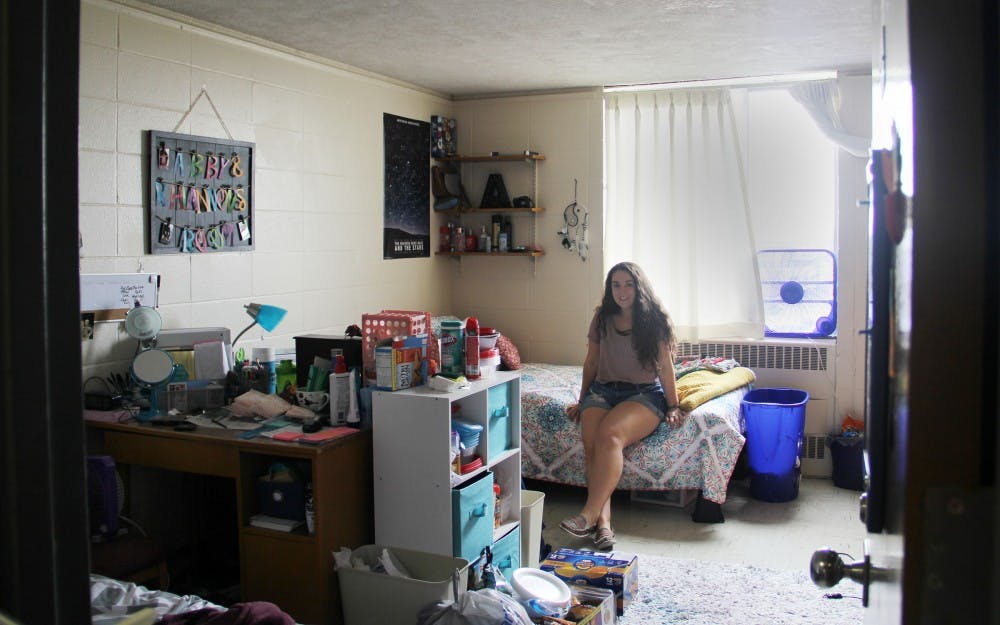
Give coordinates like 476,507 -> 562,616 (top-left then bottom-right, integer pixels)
677,367 -> 756,412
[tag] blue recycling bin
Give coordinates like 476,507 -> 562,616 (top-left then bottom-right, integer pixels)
741,388 -> 809,502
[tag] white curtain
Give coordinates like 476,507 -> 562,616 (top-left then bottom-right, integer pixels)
789,80 -> 870,157
604,89 -> 764,340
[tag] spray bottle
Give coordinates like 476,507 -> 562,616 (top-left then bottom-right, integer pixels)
464,317 -> 480,380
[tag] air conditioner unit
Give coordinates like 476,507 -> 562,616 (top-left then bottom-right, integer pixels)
678,338 -> 835,477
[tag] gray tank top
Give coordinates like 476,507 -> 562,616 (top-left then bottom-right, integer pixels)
587,312 -> 658,384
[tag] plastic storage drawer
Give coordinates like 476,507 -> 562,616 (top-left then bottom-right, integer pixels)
487,383 -> 512,460
451,472 -> 495,561
491,527 -> 521,580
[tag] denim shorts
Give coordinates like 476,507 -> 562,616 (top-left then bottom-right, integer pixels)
578,380 -> 668,421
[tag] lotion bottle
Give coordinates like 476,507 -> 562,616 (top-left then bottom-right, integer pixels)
330,355 -> 351,425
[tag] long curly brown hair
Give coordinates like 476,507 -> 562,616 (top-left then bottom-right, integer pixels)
595,261 -> 676,371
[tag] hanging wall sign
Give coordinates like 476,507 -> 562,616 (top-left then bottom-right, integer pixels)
147,130 -> 255,254
383,113 -> 430,259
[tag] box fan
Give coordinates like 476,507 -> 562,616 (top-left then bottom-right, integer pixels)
87,455 -> 123,539
757,249 -> 837,338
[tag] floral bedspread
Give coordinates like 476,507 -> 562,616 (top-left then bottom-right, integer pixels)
519,362 -> 748,503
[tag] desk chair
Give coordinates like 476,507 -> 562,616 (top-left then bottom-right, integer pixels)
88,455 -> 170,589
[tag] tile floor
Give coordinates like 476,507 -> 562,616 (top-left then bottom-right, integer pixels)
532,476 -> 866,573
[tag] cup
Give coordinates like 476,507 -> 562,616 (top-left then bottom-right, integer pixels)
296,390 -> 330,414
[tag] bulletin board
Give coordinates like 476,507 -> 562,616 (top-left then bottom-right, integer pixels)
147,130 -> 255,254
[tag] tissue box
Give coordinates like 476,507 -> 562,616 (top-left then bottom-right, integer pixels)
540,548 -> 638,615
362,310 -> 430,381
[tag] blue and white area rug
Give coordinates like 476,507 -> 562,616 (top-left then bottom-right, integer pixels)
619,554 -> 864,625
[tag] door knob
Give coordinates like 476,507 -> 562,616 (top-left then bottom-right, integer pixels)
810,540 -> 891,607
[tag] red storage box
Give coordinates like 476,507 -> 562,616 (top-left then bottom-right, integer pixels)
362,310 -> 432,381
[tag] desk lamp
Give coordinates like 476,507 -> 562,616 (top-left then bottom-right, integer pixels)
233,302 -> 287,346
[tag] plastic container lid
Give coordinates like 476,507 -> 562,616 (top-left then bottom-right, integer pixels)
452,418 -> 483,436
252,346 -> 275,361
460,457 -> 483,474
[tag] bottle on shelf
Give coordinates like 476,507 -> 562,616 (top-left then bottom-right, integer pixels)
493,483 -> 502,528
452,226 -> 466,252
479,225 -> 491,252
502,216 -> 513,248
491,214 -> 501,249
440,225 -> 452,252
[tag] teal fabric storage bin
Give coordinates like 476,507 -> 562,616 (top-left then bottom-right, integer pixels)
488,383 -> 512,461
452,472 -> 494,561
492,527 -> 520,580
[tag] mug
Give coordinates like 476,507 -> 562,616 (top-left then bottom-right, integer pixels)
296,390 -> 330,414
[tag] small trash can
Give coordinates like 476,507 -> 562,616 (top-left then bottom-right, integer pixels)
520,490 -> 545,569
741,387 -> 809,502
828,434 -> 865,491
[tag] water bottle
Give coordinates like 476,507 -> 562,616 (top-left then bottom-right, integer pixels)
252,347 -> 277,394
275,359 -> 296,396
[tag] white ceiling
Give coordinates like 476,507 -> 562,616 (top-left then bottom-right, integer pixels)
134,0 -> 873,98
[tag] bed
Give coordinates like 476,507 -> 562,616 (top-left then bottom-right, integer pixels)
91,574 -> 296,624
517,361 -> 753,521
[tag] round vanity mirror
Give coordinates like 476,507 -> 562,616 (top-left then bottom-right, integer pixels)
130,348 -> 175,421
131,348 -> 174,385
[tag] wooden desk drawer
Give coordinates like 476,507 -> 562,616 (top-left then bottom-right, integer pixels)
104,431 -> 239,478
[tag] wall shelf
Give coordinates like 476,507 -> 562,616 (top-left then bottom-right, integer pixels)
437,153 -> 545,163
435,153 -> 546,273
436,250 -> 544,258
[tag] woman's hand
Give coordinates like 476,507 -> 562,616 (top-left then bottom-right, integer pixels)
566,403 -> 581,422
665,407 -> 686,426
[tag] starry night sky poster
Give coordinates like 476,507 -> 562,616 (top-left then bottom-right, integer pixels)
383,113 -> 430,259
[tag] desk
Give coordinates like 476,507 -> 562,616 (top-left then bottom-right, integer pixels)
86,418 -> 372,625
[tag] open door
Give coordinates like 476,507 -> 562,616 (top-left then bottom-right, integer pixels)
812,1 -> 997,623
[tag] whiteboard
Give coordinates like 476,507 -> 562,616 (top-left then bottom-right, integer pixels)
80,273 -> 160,320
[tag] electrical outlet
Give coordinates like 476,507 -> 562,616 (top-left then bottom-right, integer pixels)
81,313 -> 95,340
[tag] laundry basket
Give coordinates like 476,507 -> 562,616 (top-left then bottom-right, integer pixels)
741,388 -> 809,502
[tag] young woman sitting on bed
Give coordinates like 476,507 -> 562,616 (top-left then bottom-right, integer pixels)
561,261 -> 681,550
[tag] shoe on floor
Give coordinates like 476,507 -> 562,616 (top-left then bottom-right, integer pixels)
559,514 -> 597,538
593,527 -> 615,550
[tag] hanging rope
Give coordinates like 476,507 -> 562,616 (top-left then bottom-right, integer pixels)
172,86 -> 233,139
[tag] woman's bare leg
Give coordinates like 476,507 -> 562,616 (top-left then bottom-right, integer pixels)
578,402 -> 660,527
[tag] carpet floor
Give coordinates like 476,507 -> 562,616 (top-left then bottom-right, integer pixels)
617,554 -> 863,625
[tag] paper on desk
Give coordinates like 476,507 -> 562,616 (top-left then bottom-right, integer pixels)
258,424 -> 304,439
185,414 -> 264,430
194,339 -> 230,379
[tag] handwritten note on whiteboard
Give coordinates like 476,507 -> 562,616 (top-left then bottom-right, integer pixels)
80,273 -> 160,320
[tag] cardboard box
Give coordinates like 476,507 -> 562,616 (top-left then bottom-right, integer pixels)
540,548 -> 638,616
374,335 -> 429,391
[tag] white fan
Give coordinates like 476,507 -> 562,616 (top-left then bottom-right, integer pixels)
757,249 -> 837,337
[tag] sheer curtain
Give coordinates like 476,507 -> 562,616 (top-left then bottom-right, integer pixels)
788,80 -> 870,157
604,89 -> 764,340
